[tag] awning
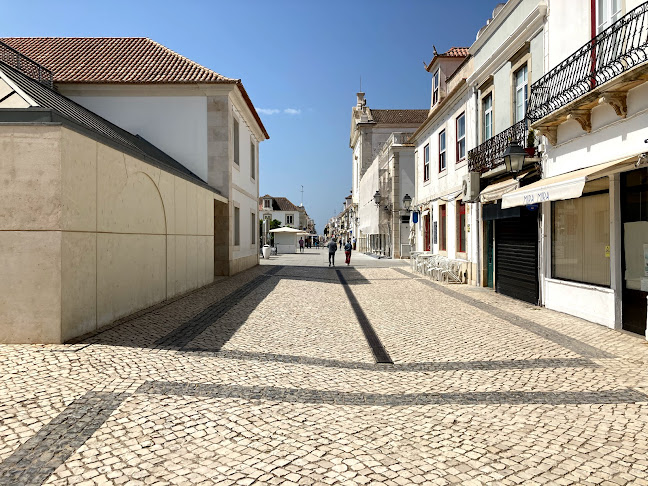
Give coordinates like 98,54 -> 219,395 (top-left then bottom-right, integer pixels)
480,170 -> 533,203
501,157 -> 638,209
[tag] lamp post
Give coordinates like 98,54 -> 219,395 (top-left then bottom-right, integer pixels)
402,193 -> 412,211
502,142 -> 526,175
373,190 -> 381,206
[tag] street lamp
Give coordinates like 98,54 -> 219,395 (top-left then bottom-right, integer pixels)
402,193 -> 412,211
373,190 -> 381,206
502,141 -> 526,174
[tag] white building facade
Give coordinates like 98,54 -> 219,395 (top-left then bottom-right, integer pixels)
501,0 -> 648,337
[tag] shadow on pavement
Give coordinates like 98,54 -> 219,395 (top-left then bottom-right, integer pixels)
76,264 -> 371,353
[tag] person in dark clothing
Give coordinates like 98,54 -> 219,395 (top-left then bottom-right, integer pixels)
327,238 -> 337,267
344,240 -> 352,265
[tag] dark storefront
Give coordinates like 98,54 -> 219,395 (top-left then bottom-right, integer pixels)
483,202 -> 539,305
621,168 -> 648,335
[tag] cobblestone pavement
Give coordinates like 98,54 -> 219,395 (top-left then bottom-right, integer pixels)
2,249 -> 648,485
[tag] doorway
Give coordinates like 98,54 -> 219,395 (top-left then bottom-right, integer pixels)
621,168 -> 648,335
486,220 -> 494,288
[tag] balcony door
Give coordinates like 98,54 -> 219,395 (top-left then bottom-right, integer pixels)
597,0 -> 622,33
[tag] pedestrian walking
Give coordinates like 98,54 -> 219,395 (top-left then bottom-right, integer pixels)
344,240 -> 352,265
339,239 -> 343,250
352,236 -> 357,251
327,237 -> 337,267
299,237 -> 304,253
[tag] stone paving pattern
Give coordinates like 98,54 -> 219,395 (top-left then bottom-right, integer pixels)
1,250 -> 648,485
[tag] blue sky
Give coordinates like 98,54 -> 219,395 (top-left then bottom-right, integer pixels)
5,0 -> 498,232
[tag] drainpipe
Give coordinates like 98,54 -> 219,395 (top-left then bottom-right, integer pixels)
472,85 -> 482,287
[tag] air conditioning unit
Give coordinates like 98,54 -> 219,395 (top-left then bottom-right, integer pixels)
462,172 -> 480,202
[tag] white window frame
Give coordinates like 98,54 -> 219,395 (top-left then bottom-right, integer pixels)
439,130 -> 446,172
514,65 -> 528,123
432,69 -> 440,105
597,0 -> 622,33
286,214 -> 294,225
424,144 -> 430,182
263,199 -> 272,209
483,94 -> 493,141
456,113 -> 466,162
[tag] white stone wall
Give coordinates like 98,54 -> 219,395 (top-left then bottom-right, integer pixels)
66,93 -> 209,182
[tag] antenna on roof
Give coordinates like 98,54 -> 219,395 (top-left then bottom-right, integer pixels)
300,185 -> 304,207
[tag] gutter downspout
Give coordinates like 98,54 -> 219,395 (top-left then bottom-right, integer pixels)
472,85 -> 482,287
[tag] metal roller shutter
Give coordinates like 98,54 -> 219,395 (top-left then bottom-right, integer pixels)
495,213 -> 539,305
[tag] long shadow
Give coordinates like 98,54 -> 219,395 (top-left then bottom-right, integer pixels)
75,264 -> 371,354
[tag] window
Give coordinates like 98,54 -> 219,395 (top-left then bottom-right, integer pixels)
286,214 -> 294,225
251,213 -> 256,244
432,70 -> 440,105
457,201 -> 466,253
234,206 -> 240,246
233,117 -> 240,166
483,94 -> 493,141
597,0 -> 622,33
514,65 -> 528,123
400,215 -> 409,224
250,142 -> 256,179
263,199 -> 272,209
456,113 -> 466,161
439,204 -> 447,251
439,130 -> 446,172
552,183 -> 610,286
423,144 -> 430,182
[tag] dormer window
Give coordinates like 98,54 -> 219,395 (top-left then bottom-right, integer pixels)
263,199 -> 272,209
432,70 -> 440,105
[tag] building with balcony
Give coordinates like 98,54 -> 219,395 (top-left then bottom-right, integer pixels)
500,0 -> 648,337
350,93 -> 426,257
410,46 -> 478,282
464,0 -> 547,302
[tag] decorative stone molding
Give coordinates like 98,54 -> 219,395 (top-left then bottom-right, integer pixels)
566,110 -> 592,133
537,126 -> 557,146
598,91 -> 628,118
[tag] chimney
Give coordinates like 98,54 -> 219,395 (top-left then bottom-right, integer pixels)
356,92 -> 366,108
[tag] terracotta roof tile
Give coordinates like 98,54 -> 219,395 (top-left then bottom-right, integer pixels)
369,109 -> 428,124
0,37 -> 269,139
0,37 -> 235,84
444,47 -> 470,58
258,196 -> 300,212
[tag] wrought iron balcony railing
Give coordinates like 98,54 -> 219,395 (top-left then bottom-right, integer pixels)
528,1 -> 648,122
468,119 -> 527,173
0,41 -> 53,89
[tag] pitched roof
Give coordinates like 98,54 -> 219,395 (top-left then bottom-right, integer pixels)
425,46 -> 470,72
0,37 -> 234,84
258,196 -> 300,212
0,60 -> 219,195
369,109 -> 428,125
0,37 -> 269,139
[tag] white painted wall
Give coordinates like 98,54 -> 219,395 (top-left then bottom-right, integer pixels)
68,95 -> 208,181
231,106 -> 259,201
358,158 -> 380,236
545,278 -> 616,328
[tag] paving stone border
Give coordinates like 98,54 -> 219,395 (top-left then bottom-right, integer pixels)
140,381 -> 648,406
392,268 -> 614,359
154,266 -> 284,349
336,269 -> 393,364
182,348 -> 599,372
0,392 -> 125,486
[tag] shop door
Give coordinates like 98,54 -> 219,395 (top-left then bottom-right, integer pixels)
424,215 -> 430,251
495,211 -> 539,304
486,220 -> 494,288
621,169 -> 648,335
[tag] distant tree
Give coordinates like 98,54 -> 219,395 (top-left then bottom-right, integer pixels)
270,219 -> 282,230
